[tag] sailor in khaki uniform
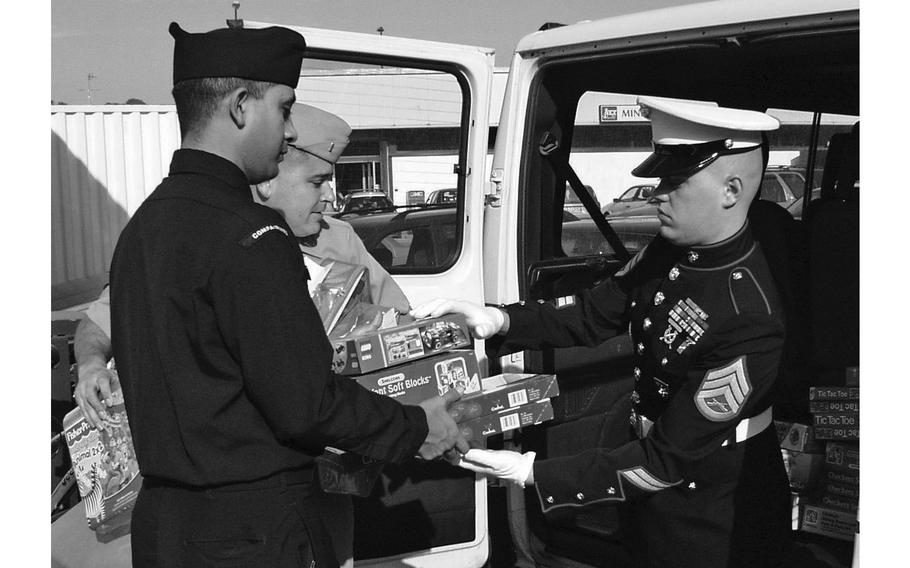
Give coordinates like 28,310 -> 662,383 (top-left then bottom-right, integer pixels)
415,97 -> 791,567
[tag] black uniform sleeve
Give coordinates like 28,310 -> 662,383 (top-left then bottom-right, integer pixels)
532,312 -> 783,512
497,272 -> 631,356
214,229 -> 428,463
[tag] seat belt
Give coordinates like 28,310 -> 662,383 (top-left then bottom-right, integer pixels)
539,131 -> 632,263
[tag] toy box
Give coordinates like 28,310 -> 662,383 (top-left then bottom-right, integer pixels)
824,441 -> 859,471
458,398 -> 554,444
780,449 -> 824,493
775,421 -> 825,453
331,314 -> 471,375
62,370 -> 141,542
799,504 -> 858,541
307,257 -> 371,334
353,350 -> 481,404
448,373 -> 559,422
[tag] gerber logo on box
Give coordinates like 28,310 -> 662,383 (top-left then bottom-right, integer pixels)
354,350 -> 481,405
331,314 -> 471,375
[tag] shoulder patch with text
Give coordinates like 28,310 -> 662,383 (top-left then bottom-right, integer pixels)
239,224 -> 289,248
694,356 -> 751,421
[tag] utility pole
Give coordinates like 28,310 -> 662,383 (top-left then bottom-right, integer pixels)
79,73 -> 100,104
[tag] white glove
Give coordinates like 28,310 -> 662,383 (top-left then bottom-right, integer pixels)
412,299 -> 506,339
457,449 -> 536,487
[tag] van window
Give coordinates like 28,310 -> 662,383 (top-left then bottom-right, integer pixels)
559,92 -> 857,260
297,58 -> 467,275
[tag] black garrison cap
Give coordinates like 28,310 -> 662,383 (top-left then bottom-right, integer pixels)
169,22 -> 306,88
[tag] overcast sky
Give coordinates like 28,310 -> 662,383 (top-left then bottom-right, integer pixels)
52,0 -> 705,104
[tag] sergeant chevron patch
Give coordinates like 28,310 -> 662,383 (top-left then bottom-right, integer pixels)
694,356 -> 751,421
619,467 -> 681,492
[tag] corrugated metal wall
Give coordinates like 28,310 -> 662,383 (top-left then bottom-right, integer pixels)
51,106 -> 180,309
48,71 -> 509,309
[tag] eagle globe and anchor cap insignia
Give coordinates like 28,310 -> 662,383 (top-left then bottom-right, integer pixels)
694,356 -> 751,421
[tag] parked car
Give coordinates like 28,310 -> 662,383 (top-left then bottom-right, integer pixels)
337,190 -> 394,214
343,207 -> 459,272
602,183 -> 658,215
563,183 -> 599,219
425,188 -> 457,205
561,214 -> 660,258
761,166 -> 807,207
785,186 -> 822,220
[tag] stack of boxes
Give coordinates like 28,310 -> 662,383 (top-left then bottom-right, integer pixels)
320,311 -> 559,494
776,367 -> 859,543
333,314 -> 559,444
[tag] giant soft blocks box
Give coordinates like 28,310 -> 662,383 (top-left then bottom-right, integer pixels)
458,398 -> 554,444
448,373 -> 559,422
353,350 -> 481,404
330,314 -> 471,375
62,372 -> 141,542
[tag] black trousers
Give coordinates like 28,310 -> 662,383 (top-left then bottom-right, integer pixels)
624,426 -> 792,568
131,470 -> 338,568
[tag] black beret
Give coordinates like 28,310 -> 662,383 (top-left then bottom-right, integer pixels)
169,22 -> 306,88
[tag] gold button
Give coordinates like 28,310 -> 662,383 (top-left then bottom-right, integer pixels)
660,357 -> 668,366
637,342 -> 645,355
732,271 -> 743,280
643,318 -> 652,330
538,298 -> 546,303
653,292 -> 665,306
634,367 -> 641,378
576,492 -> 585,501
519,300 -> 526,306
669,267 -> 680,280
631,300 -> 637,308
688,482 -> 697,490
687,251 -> 699,263
608,487 -> 616,495
631,391 -> 640,404
546,496 -> 554,504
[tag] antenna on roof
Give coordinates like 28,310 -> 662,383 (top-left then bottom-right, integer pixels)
227,1 -> 243,29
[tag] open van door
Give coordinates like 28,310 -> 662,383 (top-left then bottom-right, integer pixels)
483,1 -> 858,566
249,21 -> 496,568
50,23 -> 495,568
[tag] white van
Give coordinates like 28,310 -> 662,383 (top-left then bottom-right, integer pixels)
52,1 -> 859,566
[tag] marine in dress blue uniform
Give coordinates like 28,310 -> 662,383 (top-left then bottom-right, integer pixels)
441,97 -> 792,567
109,23 -> 445,568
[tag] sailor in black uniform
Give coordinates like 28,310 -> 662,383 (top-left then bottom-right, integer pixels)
110,22 -> 466,568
